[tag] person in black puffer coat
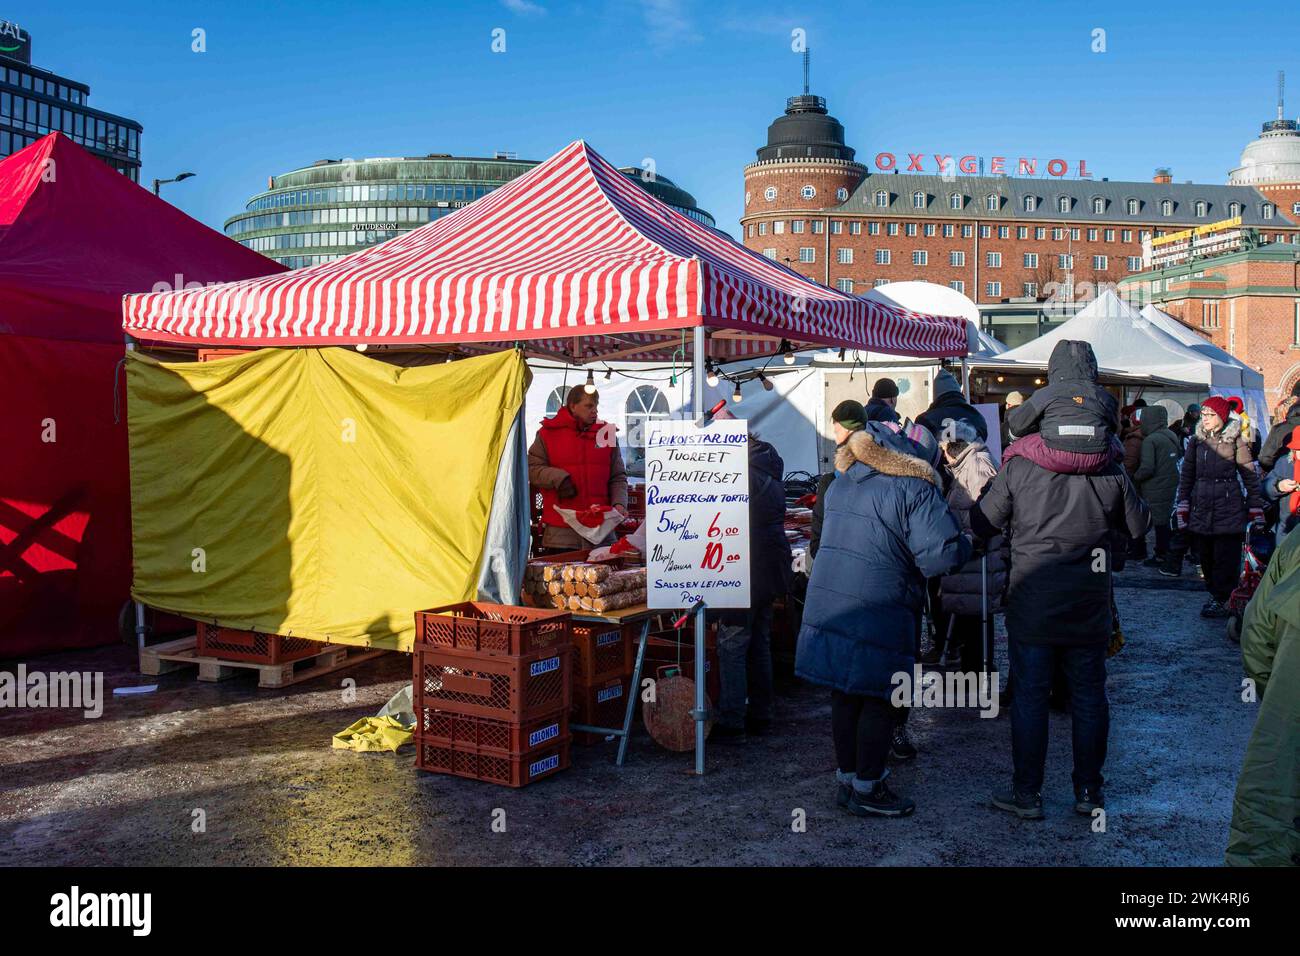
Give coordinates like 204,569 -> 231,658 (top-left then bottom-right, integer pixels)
1174,396 -> 1266,618
917,369 -> 987,443
1259,391 -> 1300,472
712,410 -> 793,740
1006,340 -> 1119,455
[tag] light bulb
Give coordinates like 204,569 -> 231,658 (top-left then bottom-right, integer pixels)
759,372 -> 774,392
706,363 -> 719,388
355,343 -> 368,352
732,384 -> 743,404
604,368 -> 612,380
584,370 -> 596,394
784,350 -> 797,365
996,375 -> 1004,383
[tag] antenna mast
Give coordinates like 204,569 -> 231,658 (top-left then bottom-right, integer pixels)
803,49 -> 810,96
1279,70 -> 1286,121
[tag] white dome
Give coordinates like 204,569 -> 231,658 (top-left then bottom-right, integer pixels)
1229,120 -> 1300,185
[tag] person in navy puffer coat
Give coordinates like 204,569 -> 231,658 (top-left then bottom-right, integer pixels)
796,423 -> 970,818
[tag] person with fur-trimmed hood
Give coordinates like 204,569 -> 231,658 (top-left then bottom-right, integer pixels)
796,416 -> 970,818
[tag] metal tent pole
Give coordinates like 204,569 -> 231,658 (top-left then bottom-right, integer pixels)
961,356 -> 970,399
692,326 -> 707,775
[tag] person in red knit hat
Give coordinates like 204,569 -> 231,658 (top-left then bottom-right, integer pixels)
1174,396 -> 1266,618
1262,426 -> 1300,538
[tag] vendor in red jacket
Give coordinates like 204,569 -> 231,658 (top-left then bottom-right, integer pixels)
528,385 -> 629,552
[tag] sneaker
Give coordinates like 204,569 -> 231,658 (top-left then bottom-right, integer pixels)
1158,564 -> 1181,578
744,717 -> 771,737
1142,556 -> 1164,568
1201,600 -> 1230,619
889,725 -> 918,762
991,789 -> 1045,820
1074,786 -> 1104,815
710,723 -> 746,743
836,782 -> 851,809
845,779 -> 916,818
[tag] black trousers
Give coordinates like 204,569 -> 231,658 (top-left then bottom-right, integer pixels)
1153,523 -> 1172,557
830,691 -> 896,783
1197,532 -> 1244,603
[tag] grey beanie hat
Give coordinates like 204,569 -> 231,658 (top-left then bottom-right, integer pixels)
932,369 -> 962,399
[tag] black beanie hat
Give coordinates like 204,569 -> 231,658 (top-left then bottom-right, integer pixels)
871,377 -> 900,400
832,399 -> 866,430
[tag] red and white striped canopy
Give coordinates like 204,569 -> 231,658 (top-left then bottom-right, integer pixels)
123,140 -> 968,361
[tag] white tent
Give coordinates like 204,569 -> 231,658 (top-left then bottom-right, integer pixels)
862,281 -> 1003,357
1137,304 -> 1269,430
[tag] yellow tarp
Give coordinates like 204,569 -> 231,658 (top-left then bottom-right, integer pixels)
126,347 -> 526,652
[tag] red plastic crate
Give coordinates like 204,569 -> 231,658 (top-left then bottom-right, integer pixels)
418,709 -> 568,755
415,644 -> 570,723
416,602 -> 571,657
195,623 -> 326,665
417,739 -> 570,788
571,623 -> 634,687
571,675 -> 633,744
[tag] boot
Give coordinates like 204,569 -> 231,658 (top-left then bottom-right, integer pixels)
845,779 -> 915,817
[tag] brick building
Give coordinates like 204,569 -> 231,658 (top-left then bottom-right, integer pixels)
741,90 -> 1300,349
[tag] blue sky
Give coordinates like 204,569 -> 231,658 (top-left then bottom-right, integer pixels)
16,0 -> 1299,239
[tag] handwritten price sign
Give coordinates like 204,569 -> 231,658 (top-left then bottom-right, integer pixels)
645,418 -> 750,609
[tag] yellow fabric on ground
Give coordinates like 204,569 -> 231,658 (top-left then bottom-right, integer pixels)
127,347 -> 525,652
332,715 -> 415,753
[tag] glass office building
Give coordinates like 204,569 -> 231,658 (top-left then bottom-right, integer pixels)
225,153 -> 716,270
0,20 -> 142,180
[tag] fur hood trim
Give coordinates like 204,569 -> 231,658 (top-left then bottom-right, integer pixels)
837,429 -> 939,485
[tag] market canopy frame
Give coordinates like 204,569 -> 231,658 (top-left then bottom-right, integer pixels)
123,140 -> 969,363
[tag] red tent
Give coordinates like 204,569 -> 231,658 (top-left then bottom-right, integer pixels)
124,140 -> 969,359
0,133 -> 285,658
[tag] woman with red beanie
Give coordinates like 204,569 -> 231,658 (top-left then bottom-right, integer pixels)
1174,396 -> 1266,618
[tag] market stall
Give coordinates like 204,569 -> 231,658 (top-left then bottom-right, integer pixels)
0,132 -> 284,658
122,138 -> 970,776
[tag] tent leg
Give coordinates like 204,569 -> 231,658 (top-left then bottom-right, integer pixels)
692,326 -> 708,776
961,356 -> 970,399
133,600 -> 148,651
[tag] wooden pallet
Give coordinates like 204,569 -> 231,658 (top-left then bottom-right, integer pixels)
139,635 -> 385,688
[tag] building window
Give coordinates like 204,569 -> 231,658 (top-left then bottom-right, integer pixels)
986,252 -> 1002,268
1024,252 -> 1039,268
1035,227 -> 1046,240
1161,199 -> 1173,216
849,221 -> 861,235
950,251 -> 966,267
949,193 -> 963,210
1292,202 -> 1300,216
791,220 -> 805,233
1018,226 -> 1028,239
1294,300 -> 1300,344
1058,196 -> 1071,213
1194,200 -> 1207,217
1104,228 -> 1115,242
801,185 -> 816,199
943,223 -> 955,238
836,278 -> 855,293
1059,254 -> 1073,269
1263,203 -> 1274,220
1229,202 -> 1241,217
836,187 -> 849,201
986,281 -> 1002,297
868,222 -> 880,235
773,220 -> 784,234
1023,195 -> 1037,213
950,280 -> 965,293
1127,256 -> 1142,271
1071,228 -> 1080,241
1087,228 -> 1098,241
1093,255 -> 1108,270
758,221 -> 767,235
875,190 -> 889,207
1127,199 -> 1139,215
962,225 -> 973,238
985,194 -> 999,212
875,249 -> 891,265
1122,229 -> 1132,242
924,223 -> 936,237
1092,197 -> 1105,214
625,386 -> 671,468
762,248 -> 778,259
764,187 -> 777,201
1053,227 -> 1065,241
799,247 -> 816,262
1024,282 -> 1038,297
980,225 -> 991,239
998,226 -> 1009,239
906,222 -> 918,237
886,222 -> 898,236
837,248 -> 854,264
912,191 -> 926,208
831,220 -> 842,234
873,278 -> 890,287
912,250 -> 928,266
812,220 -> 824,234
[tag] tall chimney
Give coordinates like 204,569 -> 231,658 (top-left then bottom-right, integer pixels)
1153,167 -> 1172,184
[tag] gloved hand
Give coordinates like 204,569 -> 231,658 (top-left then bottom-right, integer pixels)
557,476 -> 578,500
1174,502 -> 1189,530
1249,507 -> 1265,529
